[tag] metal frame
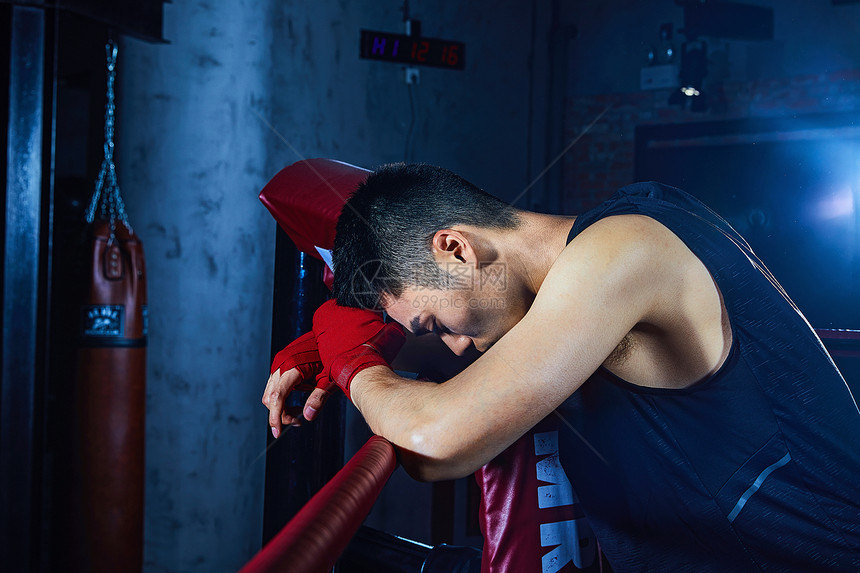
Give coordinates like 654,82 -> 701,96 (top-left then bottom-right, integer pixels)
262,228 -> 346,544
1,5 -> 46,570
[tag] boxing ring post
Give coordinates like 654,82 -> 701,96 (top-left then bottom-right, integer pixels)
254,159 -> 485,573
241,436 -> 398,573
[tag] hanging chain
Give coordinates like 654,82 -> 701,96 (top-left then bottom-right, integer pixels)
86,40 -> 133,239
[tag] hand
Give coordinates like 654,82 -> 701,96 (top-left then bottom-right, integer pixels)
312,300 -> 406,399
269,330 -> 321,384
262,331 -> 331,438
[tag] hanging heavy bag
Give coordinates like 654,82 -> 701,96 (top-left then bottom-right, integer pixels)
75,41 -> 147,573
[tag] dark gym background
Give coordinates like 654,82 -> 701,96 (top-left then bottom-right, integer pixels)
3,1 -> 859,571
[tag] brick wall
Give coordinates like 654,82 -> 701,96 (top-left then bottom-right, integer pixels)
562,69 -> 860,214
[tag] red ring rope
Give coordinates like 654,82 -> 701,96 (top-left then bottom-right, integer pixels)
816,328 -> 860,358
240,435 -> 398,573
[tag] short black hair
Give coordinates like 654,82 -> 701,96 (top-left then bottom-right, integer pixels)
332,163 -> 520,309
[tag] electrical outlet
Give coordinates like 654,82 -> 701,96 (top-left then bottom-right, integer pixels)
405,67 -> 420,85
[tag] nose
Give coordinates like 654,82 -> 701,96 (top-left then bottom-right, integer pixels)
441,333 -> 473,356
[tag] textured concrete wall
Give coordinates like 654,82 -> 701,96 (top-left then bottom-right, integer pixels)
261,0 -> 548,204
117,0 -> 558,569
119,1 -> 275,570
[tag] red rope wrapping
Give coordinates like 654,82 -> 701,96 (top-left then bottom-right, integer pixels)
816,328 -> 860,358
240,436 -> 398,573
816,328 -> 860,341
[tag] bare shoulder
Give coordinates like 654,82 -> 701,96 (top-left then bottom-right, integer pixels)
561,213 -> 686,261
539,214 -> 687,305
540,213 -> 732,388
496,215 -> 678,375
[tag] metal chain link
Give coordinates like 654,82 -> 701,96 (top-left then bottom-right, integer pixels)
86,40 -> 133,239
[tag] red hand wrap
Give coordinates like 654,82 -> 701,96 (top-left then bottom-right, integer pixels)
312,300 -> 405,399
270,331 -> 322,393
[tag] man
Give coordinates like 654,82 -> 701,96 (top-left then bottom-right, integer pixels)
264,163 -> 860,571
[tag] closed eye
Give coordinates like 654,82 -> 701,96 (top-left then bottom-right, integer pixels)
433,321 -> 452,336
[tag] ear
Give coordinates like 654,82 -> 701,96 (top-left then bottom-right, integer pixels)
431,229 -> 475,265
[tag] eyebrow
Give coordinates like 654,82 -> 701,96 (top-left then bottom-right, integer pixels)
410,316 -> 431,336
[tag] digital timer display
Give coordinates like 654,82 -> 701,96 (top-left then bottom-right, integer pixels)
360,30 -> 466,70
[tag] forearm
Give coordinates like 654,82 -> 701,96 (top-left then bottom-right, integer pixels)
350,366 -> 489,481
350,346 -> 563,481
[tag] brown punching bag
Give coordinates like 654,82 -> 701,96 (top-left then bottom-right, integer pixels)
74,40 -> 147,573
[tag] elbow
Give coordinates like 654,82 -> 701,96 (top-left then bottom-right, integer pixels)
393,422 -> 478,482
399,459 -> 452,483
397,449 -> 472,482
358,382 -> 482,481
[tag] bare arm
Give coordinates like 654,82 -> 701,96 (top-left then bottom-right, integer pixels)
351,216 -> 671,480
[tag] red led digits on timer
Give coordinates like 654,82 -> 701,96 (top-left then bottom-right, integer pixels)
411,40 -> 430,62
360,30 -> 465,70
441,44 -> 460,67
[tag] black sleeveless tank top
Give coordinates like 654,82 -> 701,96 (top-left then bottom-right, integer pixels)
557,182 -> 860,572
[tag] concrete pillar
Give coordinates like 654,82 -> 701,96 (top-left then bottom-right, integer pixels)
117,2 -> 274,570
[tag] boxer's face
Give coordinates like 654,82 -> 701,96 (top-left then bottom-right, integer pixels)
382,280 -> 526,355
381,226 -> 529,354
